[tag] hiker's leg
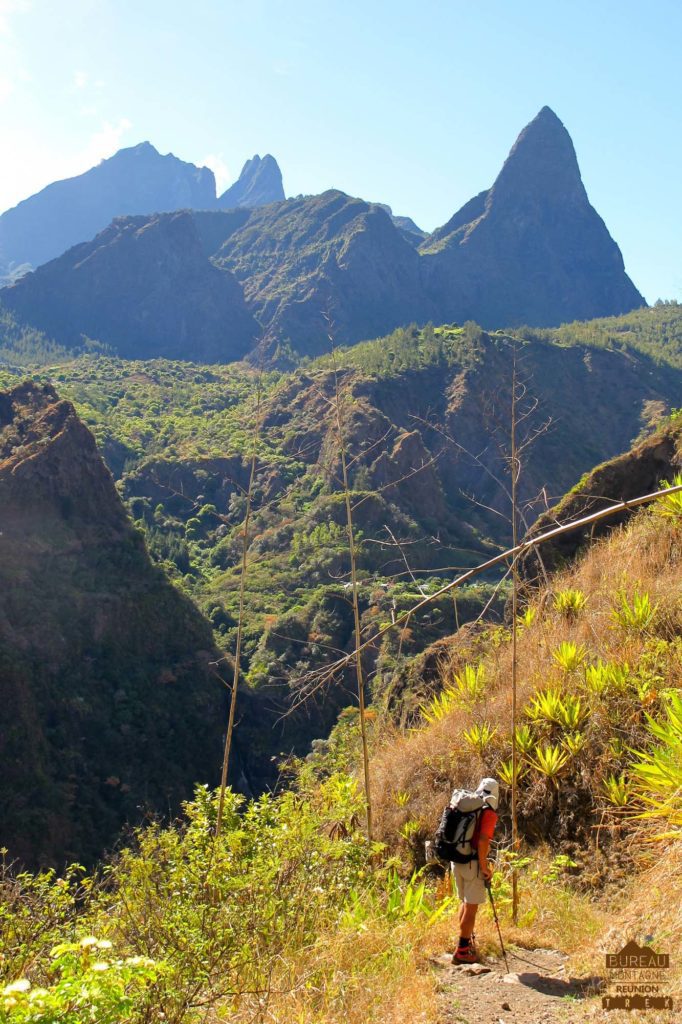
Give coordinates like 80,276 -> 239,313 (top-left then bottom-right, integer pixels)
459,901 -> 478,939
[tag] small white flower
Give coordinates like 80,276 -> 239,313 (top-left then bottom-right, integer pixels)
3,979 -> 31,994
80,936 -> 98,948
92,962 -> 110,972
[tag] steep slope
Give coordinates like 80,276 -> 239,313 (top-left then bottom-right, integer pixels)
217,154 -> 285,209
521,413 -> 682,581
1,212 -> 259,362
0,143 -> 216,280
421,106 -> 644,327
210,190 -> 431,356
0,381 -> 227,867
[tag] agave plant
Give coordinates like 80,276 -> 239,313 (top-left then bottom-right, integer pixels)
498,757 -> 528,786
452,663 -> 487,705
602,772 -> 630,807
653,473 -> 682,519
525,688 -> 564,725
553,589 -> 588,618
630,692 -> 682,834
420,686 -> 457,724
517,606 -> 537,629
514,724 -> 536,756
556,694 -> 589,731
585,660 -> 611,697
562,732 -> 587,756
462,722 -> 498,755
526,742 -> 570,782
611,590 -> 658,633
552,641 -> 588,674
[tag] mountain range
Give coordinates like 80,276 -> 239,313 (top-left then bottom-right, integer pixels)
0,108 -> 644,363
0,144 -> 285,281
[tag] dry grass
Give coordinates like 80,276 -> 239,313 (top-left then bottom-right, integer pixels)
371,511 -> 682,860
250,916 -> 443,1024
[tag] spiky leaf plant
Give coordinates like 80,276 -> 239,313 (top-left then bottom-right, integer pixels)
553,589 -> 588,618
452,663 -> 487,706
526,742 -> 570,782
525,688 -> 564,725
462,722 -> 498,756
630,692 -> 682,835
602,772 -> 631,807
552,641 -> 588,674
611,590 -> 658,633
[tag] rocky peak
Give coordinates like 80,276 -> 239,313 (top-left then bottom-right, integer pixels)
217,154 -> 285,209
489,106 -> 587,209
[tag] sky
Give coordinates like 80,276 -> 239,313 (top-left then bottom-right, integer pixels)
1,0 -> 681,303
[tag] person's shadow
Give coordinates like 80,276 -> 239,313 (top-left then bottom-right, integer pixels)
515,971 -> 604,998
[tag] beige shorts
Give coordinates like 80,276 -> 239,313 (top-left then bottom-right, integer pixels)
451,860 -> 486,905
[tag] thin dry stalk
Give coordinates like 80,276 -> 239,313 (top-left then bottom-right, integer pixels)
216,369 -> 265,836
328,333 -> 373,840
510,346 -> 520,924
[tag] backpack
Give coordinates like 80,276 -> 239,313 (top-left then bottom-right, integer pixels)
433,789 -> 488,864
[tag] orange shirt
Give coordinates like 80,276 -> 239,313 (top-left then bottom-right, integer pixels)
472,807 -> 497,846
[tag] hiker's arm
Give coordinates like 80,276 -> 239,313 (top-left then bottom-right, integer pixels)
477,836 -> 493,880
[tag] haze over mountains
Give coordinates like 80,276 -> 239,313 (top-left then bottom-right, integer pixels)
0,107 -> 644,364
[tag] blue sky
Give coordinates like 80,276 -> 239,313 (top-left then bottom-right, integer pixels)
1,0 -> 680,302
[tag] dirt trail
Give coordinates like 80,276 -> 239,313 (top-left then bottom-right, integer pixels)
432,946 -> 602,1024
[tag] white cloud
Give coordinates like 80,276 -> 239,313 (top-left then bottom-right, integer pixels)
0,0 -> 31,37
202,153 -> 233,193
73,69 -> 88,89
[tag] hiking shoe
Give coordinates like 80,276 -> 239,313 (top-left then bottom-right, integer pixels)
452,944 -> 478,965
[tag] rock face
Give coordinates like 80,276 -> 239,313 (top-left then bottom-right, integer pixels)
420,107 -> 644,327
0,382 -> 230,867
209,190 -> 431,356
1,211 -> 260,361
217,154 -> 285,209
0,142 -> 217,280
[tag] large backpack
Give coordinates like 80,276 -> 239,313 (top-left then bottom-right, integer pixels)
433,789 -> 488,864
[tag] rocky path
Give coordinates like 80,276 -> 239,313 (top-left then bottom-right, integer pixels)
432,946 -> 602,1024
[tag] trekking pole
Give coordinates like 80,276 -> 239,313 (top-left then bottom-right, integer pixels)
485,879 -> 510,973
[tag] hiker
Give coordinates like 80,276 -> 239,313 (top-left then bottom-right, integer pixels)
450,777 -> 499,965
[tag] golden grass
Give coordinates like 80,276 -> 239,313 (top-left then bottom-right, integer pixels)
371,511 -> 682,858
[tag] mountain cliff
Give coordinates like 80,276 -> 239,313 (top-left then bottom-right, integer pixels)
420,106 -> 644,326
217,154 -> 285,209
0,381 -> 227,866
1,211 -> 259,362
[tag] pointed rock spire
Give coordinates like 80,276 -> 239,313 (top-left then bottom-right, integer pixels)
216,154 -> 285,210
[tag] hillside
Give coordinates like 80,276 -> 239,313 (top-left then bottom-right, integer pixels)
1,428 -> 680,1022
0,108 -> 645,362
0,382 -> 228,867
1,312 -> 681,800
0,143 -> 285,282
1,212 -> 260,362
